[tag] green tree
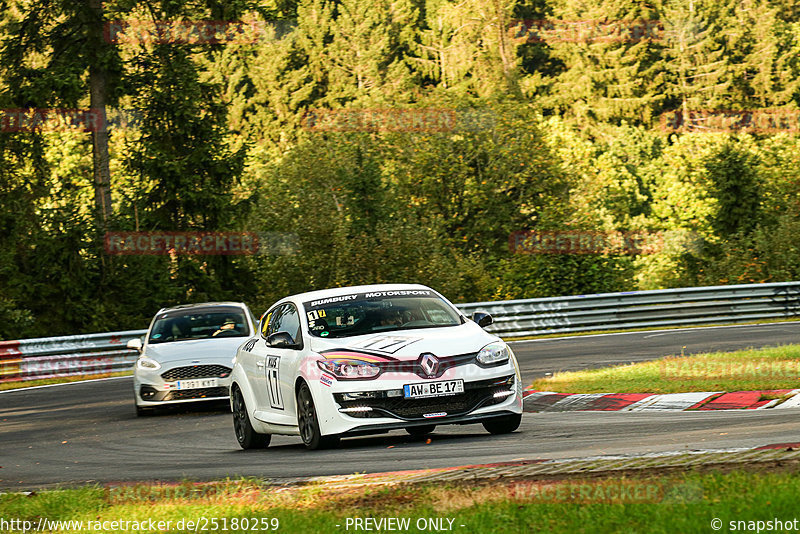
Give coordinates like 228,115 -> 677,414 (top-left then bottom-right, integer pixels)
540,0 -> 665,125
0,0 -> 123,224
388,101 -> 568,257
659,0 -> 737,127
415,0 -> 521,97
704,139 -> 761,237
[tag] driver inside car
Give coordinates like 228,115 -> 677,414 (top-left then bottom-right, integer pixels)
378,309 -> 404,327
212,318 -> 238,337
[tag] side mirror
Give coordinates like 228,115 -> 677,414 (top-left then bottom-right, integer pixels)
471,312 -> 493,328
268,331 -> 297,348
126,338 -> 143,351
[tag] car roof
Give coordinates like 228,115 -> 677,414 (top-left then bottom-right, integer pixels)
158,302 -> 248,313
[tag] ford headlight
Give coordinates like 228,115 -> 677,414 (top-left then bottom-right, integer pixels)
136,357 -> 161,371
477,341 -> 509,365
318,359 -> 380,379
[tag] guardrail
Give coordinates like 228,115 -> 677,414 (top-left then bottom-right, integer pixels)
2,281 -> 799,383
457,281 -> 800,338
0,330 -> 146,384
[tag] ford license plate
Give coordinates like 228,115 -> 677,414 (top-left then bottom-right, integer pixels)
175,378 -> 218,390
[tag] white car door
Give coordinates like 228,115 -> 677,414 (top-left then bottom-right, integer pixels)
252,303 -> 304,427
240,333 -> 270,412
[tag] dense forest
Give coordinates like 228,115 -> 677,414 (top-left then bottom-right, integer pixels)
1,0 -> 799,339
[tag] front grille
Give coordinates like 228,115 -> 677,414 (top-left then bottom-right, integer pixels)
377,352 -> 479,379
320,350 -> 483,380
161,365 -> 231,381
164,386 -> 228,401
334,375 -> 515,420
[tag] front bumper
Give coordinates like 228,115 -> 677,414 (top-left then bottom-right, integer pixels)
333,374 -> 516,420
134,362 -> 232,406
138,384 -> 229,403
312,364 -> 523,436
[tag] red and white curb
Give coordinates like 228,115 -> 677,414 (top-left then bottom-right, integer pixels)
522,388 -> 800,412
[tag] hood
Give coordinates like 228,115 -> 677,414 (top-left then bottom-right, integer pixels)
142,337 -> 247,364
308,322 -> 497,360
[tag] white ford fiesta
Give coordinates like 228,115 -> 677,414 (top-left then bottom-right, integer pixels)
130,302 -> 257,416
229,284 -> 523,450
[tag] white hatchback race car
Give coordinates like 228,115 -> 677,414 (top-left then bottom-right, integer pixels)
130,302 -> 257,416
229,284 -> 523,450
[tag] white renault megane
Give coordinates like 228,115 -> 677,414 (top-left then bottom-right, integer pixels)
130,302 -> 257,416
229,284 -> 523,450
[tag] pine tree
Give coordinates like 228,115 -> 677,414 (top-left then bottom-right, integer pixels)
658,0 -> 735,129
730,0 -> 799,108
201,13 -> 317,160
323,0 -> 420,101
541,0 -> 666,125
0,0 -> 122,224
415,0 -> 521,97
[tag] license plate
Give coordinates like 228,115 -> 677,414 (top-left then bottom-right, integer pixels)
175,378 -> 218,390
403,379 -> 464,399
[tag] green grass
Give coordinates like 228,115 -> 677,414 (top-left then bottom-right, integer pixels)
0,371 -> 132,391
531,344 -> 800,394
1,471 -> 798,533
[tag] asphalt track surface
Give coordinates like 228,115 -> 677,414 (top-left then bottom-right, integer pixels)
3,322 -> 800,490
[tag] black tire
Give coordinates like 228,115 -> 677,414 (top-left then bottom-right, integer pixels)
406,425 -> 436,436
232,386 -> 271,449
135,404 -> 154,417
482,413 -> 522,435
297,382 -> 340,450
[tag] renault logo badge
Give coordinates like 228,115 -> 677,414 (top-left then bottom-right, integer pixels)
420,353 -> 439,377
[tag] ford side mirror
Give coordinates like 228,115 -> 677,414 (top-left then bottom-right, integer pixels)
126,338 -> 143,351
471,312 -> 493,328
268,331 -> 297,348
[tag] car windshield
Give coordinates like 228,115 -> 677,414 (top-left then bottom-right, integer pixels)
148,307 -> 250,344
302,290 -> 461,339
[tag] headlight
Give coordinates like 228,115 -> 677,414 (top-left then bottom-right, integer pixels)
317,359 -> 380,379
136,357 -> 161,371
477,341 -> 509,365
